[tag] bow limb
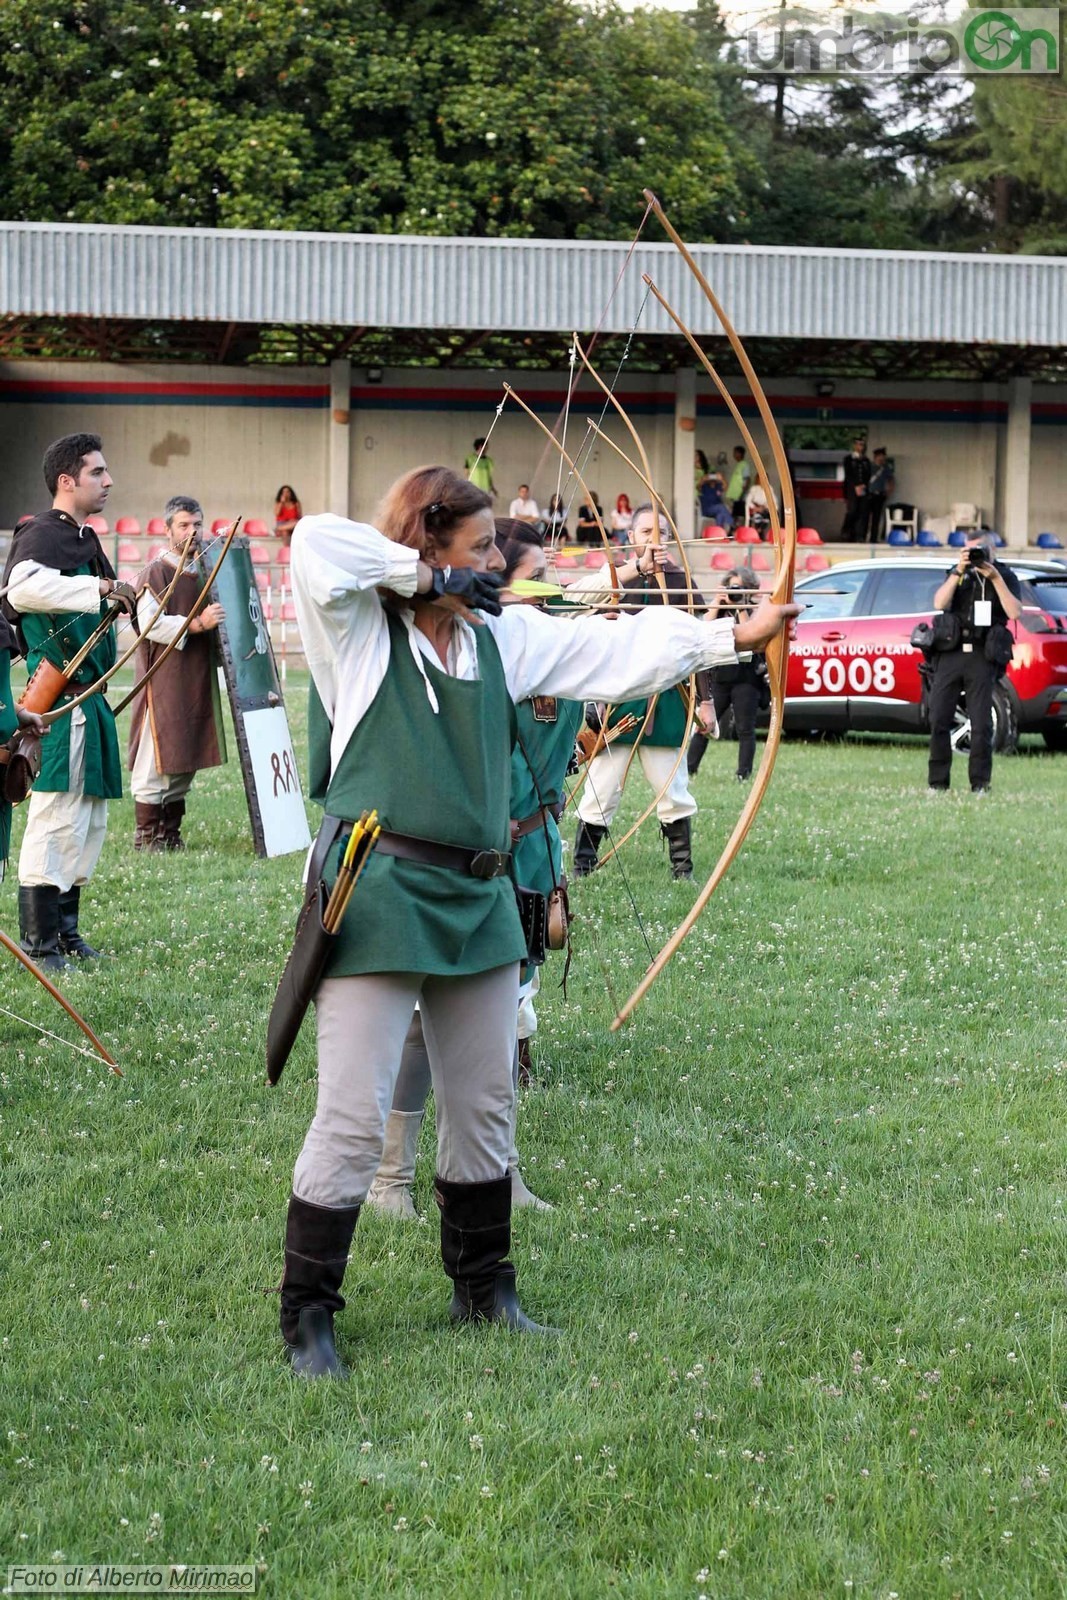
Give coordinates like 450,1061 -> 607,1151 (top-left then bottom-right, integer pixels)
642,273 -> 782,547
500,388 -> 620,602
41,521 -> 208,727
111,517 -> 242,718
0,928 -> 121,1072
572,335 -> 677,608
609,199 -> 797,1031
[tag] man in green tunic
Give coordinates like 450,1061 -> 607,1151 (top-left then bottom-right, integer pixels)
1,434 -> 134,966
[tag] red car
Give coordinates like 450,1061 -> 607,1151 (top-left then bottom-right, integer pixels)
784,557 -> 1067,752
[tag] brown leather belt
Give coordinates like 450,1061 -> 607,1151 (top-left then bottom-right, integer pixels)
512,805 -> 553,840
371,827 -> 511,881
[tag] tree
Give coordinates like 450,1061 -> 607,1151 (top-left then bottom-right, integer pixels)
0,0 -> 742,240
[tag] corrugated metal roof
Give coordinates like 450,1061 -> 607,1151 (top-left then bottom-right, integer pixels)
1,221 -> 1064,348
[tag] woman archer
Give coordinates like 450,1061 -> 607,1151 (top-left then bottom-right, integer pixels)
280,465 -> 797,1379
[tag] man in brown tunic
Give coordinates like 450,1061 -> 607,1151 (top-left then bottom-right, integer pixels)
128,495 -> 226,850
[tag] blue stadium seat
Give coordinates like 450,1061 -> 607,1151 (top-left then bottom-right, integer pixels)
988,531 -> 1006,547
1037,531 -> 1065,549
917,529 -> 942,547
887,527 -> 913,547
947,530 -> 968,548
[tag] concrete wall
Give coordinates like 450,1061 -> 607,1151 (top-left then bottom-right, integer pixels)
1,360 -> 1063,544
0,363 -> 329,530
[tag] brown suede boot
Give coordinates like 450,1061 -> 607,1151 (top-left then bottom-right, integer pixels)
134,803 -> 164,851
161,799 -> 187,851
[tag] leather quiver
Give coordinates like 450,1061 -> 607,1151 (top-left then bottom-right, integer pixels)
19,658 -> 70,716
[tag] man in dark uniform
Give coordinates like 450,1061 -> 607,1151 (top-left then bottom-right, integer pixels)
127,495 -> 226,851
1,433 -> 135,966
840,437 -> 872,542
927,536 -> 1022,795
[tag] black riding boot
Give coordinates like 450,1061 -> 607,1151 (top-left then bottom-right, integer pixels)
573,821 -> 606,878
661,818 -> 693,880
436,1173 -> 558,1334
18,886 -> 69,971
58,887 -> 101,959
280,1195 -> 361,1379
161,799 -> 186,851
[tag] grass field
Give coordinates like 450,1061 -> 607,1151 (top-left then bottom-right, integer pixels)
2,676 -> 1065,1599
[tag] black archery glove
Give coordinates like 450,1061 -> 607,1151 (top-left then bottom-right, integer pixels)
429,566 -> 504,617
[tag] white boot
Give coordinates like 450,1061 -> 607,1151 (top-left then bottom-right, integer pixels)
366,1110 -> 424,1219
510,1162 -> 553,1211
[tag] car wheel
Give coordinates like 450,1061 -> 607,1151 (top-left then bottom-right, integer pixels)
951,682 -> 1019,755
1042,723 -> 1067,752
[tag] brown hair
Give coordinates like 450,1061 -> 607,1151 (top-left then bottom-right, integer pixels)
376,466 -> 492,558
494,518 -> 544,583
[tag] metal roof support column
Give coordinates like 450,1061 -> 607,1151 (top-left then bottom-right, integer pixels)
329,358 -> 352,517
1003,376 -> 1032,548
673,366 -> 697,547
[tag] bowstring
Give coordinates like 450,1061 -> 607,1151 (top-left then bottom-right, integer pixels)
0,1003 -> 113,1064
7,527 -> 233,665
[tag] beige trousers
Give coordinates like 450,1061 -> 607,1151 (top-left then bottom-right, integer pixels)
130,722 -> 195,806
18,709 -> 108,891
292,964 -> 520,1208
576,742 -> 696,827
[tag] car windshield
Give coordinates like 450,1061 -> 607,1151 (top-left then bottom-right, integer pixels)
795,568 -> 868,621
1016,573 -> 1067,631
865,565 -> 944,617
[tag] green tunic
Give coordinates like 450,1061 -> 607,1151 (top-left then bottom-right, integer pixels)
21,569 -> 121,798
611,683 -> 690,749
607,574 -> 693,749
313,612 -> 526,979
511,697 -> 583,898
0,648 -> 15,864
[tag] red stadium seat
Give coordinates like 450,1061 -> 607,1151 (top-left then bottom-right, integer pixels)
711,550 -> 735,570
211,518 -> 230,535
274,544 -> 292,566
148,544 -> 166,562
734,525 -> 760,544
554,554 -> 578,569
117,541 -> 141,565
249,544 -> 271,566
797,526 -> 823,545
750,549 -> 772,571
804,552 -> 831,572
146,517 -> 167,537
114,516 -> 141,536
255,570 -> 270,593
282,601 -> 297,623
700,523 -> 729,541
86,515 -> 108,535
583,550 -> 606,569
244,518 -> 270,538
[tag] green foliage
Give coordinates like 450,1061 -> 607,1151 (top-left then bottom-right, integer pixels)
952,0 -> 1067,255
0,0 -> 741,240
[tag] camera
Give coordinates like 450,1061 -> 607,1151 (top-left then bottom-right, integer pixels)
967,546 -> 988,567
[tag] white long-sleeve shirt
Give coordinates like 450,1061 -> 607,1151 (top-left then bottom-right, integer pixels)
292,515 -> 740,779
7,561 -> 100,617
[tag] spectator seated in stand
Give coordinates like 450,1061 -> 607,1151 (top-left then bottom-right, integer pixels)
697,469 -> 733,535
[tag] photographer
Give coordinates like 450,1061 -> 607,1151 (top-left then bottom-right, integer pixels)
688,564 -> 767,782
927,536 -> 1021,795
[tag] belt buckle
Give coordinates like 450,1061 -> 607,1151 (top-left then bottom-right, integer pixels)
470,849 -> 506,880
